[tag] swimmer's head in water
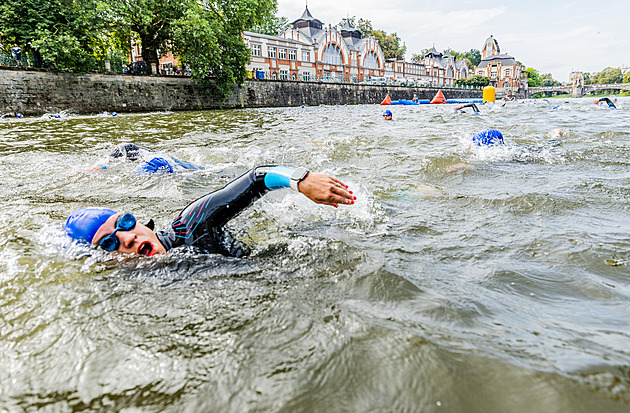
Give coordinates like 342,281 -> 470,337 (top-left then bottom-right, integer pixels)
137,157 -> 174,174
65,207 -> 117,243
472,129 -> 504,146
383,110 -> 392,120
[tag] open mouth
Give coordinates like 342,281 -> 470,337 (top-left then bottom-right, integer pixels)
138,241 -> 155,256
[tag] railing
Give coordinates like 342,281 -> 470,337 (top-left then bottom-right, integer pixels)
249,70 -> 481,89
1,52 -> 190,76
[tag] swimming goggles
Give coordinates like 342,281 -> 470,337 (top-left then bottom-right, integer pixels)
98,213 -> 136,251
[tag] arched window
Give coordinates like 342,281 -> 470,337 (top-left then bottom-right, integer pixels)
363,52 -> 379,69
322,45 -> 343,65
447,67 -> 454,78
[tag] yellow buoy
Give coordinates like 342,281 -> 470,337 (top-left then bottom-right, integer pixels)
483,86 -> 495,103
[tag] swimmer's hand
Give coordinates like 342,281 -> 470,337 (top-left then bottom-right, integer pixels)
298,172 -> 356,208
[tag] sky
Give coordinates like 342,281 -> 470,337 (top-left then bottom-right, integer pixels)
277,0 -> 630,82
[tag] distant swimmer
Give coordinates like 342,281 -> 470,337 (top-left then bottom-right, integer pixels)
595,97 -> 616,109
65,166 -> 356,257
1,112 -> 23,119
85,142 -> 204,174
412,93 -> 419,103
454,103 -> 480,114
383,109 -> 393,120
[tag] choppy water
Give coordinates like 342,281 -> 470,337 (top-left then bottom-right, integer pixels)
1,98 -> 629,412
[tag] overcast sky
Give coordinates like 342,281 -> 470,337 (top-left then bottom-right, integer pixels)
277,0 -> 630,82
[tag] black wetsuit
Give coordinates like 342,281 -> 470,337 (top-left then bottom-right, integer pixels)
597,98 -> 616,109
458,103 -> 480,113
156,166 -> 289,256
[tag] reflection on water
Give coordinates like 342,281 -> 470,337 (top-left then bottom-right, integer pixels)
1,98 -> 629,411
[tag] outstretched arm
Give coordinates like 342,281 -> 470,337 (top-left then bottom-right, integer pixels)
298,172 -> 355,208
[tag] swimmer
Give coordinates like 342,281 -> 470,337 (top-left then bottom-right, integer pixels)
383,109 -> 393,120
594,97 -> 616,109
472,129 -> 504,146
454,103 -> 480,114
86,142 -> 204,173
65,166 -> 356,257
412,93 -> 419,103
1,112 -> 23,119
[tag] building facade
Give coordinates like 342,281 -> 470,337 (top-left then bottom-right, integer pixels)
475,35 -> 527,96
244,7 -> 387,82
245,6 -> 471,86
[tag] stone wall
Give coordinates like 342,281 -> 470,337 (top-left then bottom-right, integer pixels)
0,68 -> 482,115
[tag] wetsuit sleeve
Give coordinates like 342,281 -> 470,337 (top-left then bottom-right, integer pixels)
156,166 -> 295,253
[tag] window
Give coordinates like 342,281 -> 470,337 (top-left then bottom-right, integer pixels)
302,51 -> 310,62
363,52 -> 379,69
322,45 -> 343,66
279,70 -> 289,80
302,71 -> 312,81
272,72 -> 277,79
288,50 -> 296,60
491,71 -> 497,78
504,69 -> 511,77
279,49 -> 286,59
268,47 -> 276,58
291,73 -> 296,81
251,44 -> 261,57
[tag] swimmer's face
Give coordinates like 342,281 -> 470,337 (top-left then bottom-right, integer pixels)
92,213 -> 166,256
383,114 -> 392,120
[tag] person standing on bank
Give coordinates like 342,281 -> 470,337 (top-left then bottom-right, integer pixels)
65,166 -> 356,257
12,44 -> 22,66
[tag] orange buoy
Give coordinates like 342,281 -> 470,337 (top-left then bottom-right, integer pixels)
380,94 -> 392,105
430,90 -> 446,104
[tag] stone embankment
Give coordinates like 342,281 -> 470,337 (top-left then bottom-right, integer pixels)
0,68 -> 482,115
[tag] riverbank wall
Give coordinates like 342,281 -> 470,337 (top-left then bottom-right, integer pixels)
0,68 -> 482,115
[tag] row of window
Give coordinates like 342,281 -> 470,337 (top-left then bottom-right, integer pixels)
479,69 -> 513,77
251,44 -> 310,62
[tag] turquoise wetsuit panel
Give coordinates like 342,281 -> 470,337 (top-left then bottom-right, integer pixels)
263,166 -> 294,190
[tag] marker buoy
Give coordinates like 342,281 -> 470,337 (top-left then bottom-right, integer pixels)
380,94 -> 392,105
430,90 -> 446,104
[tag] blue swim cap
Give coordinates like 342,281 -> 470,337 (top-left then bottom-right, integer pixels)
137,157 -> 174,174
472,129 -> 504,146
112,112 -> 118,116
65,207 -> 117,243
16,113 -> 23,118
383,109 -> 392,116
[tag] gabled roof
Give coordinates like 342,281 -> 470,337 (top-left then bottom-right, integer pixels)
477,53 -> 516,68
424,47 -> 442,58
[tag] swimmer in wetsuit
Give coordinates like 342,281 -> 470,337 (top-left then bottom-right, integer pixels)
91,142 -> 204,173
65,166 -> 356,257
595,97 -> 616,109
454,103 -> 480,114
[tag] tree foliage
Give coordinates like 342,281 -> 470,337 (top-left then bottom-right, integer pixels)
624,71 -> 630,84
525,68 -> 541,87
455,75 -> 489,87
250,13 -> 289,36
540,73 -> 561,87
0,0 -> 109,70
587,67 -> 623,84
172,0 -> 276,99
335,16 -> 405,60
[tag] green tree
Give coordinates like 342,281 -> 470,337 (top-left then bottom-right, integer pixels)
525,68 -> 541,87
371,30 -> 405,60
410,49 -> 430,62
0,0 -> 106,70
104,0 -> 191,74
540,73 -> 560,87
624,71 -> 630,83
251,13 -> 289,36
455,75 -> 489,87
172,0 -> 276,99
336,16 -> 405,59
592,67 -> 623,84
463,49 -> 481,67
335,16 -> 373,38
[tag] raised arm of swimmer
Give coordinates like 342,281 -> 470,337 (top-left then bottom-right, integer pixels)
65,166 -> 356,257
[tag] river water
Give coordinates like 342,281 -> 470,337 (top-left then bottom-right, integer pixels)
1,98 -> 629,412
